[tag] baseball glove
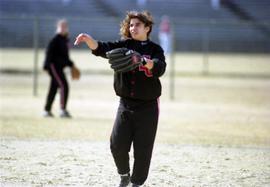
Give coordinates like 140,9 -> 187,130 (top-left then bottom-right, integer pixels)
106,48 -> 146,73
71,66 -> 81,80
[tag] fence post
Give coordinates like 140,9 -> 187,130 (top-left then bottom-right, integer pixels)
169,21 -> 175,100
202,22 -> 210,75
33,16 -> 39,96
169,52 -> 175,100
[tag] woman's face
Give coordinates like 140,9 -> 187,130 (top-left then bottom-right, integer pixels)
129,18 -> 149,41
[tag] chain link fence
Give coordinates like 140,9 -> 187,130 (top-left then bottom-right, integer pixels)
1,16 -> 270,51
1,16 -> 270,98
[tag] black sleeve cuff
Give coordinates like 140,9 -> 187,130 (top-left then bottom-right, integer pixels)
91,41 -> 107,58
151,58 -> 166,77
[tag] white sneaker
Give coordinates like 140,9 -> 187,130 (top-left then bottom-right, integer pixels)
60,110 -> 72,118
43,111 -> 54,117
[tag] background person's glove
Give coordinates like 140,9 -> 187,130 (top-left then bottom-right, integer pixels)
71,66 -> 81,80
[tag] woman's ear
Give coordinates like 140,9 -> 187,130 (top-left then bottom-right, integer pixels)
145,26 -> 150,35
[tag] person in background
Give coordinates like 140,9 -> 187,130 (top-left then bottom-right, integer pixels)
43,19 -> 80,118
158,15 -> 172,55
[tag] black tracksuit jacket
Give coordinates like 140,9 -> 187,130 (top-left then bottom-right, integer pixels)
92,38 -> 166,101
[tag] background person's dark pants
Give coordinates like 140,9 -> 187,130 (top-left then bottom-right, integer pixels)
44,64 -> 69,112
110,98 -> 159,185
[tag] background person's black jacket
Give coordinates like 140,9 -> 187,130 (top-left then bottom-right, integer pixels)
43,34 -> 74,70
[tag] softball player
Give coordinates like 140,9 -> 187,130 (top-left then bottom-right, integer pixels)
43,19 -> 79,118
74,11 -> 166,187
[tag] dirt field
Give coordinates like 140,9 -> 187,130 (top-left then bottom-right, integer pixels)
1,50 -> 270,186
1,139 -> 270,187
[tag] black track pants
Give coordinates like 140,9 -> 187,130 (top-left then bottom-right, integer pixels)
110,98 -> 159,185
44,64 -> 69,111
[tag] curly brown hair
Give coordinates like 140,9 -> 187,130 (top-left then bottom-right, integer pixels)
120,11 -> 154,39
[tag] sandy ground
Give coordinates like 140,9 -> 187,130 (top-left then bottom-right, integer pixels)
1,139 -> 270,187
1,52 -> 270,187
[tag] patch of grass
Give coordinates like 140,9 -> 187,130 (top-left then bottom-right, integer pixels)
1,49 -> 270,76
1,72 -> 270,147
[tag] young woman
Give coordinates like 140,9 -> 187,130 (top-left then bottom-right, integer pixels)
74,11 -> 166,187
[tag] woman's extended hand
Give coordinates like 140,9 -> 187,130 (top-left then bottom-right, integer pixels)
74,33 -> 98,50
74,33 -> 91,45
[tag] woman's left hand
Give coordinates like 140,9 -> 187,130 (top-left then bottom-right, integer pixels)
144,58 -> 154,70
